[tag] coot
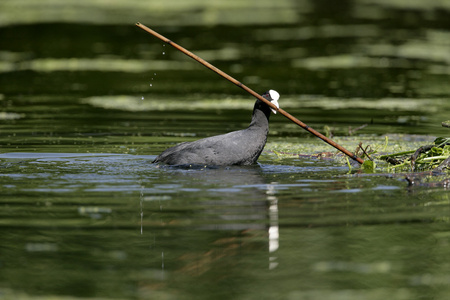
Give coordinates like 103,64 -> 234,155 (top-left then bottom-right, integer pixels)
153,90 -> 280,166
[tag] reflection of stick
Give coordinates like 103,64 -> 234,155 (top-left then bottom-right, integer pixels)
136,22 -> 364,165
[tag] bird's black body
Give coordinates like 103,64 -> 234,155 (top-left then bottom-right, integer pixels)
153,91 -> 279,166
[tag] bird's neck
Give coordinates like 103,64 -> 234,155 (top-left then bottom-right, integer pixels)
248,107 -> 270,130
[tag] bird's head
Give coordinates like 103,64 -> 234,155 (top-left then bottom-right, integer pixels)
262,90 -> 280,114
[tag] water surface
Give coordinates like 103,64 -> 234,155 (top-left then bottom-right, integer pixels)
1,1 -> 450,299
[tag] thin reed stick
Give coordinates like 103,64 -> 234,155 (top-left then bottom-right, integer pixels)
135,22 -> 364,165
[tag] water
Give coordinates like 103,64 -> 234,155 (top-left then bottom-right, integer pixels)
1,1 -> 450,299
1,153 -> 449,299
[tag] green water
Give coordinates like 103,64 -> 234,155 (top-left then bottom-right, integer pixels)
1,1 -> 450,299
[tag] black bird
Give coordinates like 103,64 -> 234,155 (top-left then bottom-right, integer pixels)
153,90 -> 280,166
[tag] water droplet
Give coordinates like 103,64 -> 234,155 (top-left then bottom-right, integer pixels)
141,96 -> 144,100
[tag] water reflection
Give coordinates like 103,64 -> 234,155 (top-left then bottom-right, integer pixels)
142,165 -> 280,269
267,185 -> 279,269
120,163 -> 284,285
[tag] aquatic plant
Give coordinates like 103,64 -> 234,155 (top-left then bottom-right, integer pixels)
266,123 -> 450,177
381,137 -> 450,172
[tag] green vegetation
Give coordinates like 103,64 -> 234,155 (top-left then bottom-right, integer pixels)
266,126 -> 450,176
381,137 -> 450,173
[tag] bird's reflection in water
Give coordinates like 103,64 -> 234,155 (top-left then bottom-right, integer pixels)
267,184 -> 279,270
140,164 -> 280,276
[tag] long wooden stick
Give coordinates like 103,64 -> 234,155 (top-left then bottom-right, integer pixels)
136,22 -> 364,165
